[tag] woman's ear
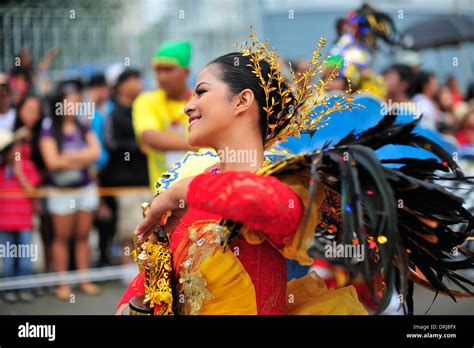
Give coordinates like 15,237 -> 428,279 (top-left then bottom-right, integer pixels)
234,88 -> 255,116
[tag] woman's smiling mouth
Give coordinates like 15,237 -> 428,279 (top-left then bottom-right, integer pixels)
188,115 -> 202,130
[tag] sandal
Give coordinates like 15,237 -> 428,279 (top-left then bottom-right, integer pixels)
79,282 -> 101,295
55,285 -> 72,301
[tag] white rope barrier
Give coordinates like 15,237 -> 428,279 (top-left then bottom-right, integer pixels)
0,264 -> 136,291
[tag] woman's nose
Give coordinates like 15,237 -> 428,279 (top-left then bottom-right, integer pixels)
184,98 -> 196,116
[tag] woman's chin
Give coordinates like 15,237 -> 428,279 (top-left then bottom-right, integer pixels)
188,130 -> 208,148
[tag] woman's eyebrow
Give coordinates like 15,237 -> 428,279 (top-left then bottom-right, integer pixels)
195,82 -> 212,90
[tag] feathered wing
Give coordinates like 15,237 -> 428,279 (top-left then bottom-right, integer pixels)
258,115 -> 474,314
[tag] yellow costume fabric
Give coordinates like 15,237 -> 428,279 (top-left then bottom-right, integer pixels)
198,247 -> 258,315
154,149 -> 218,196
287,272 -> 368,315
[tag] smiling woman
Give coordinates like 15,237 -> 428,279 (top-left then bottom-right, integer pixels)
117,31 -> 474,316
182,59 -> 265,172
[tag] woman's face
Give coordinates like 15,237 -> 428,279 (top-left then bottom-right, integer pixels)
19,97 -> 41,128
439,87 -> 453,109
63,91 -> 82,117
184,64 -> 238,148
425,76 -> 439,97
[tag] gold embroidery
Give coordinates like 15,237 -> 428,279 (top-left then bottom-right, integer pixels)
178,270 -> 213,315
178,223 -> 230,315
130,202 -> 174,315
134,240 -> 174,315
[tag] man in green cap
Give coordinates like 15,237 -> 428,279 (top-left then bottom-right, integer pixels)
132,40 -> 195,190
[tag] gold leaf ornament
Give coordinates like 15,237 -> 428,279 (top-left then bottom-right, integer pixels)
236,25 -> 364,148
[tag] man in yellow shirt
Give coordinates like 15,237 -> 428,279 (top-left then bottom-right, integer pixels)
132,40 -> 195,190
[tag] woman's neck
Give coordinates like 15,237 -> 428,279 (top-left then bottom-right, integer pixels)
216,138 -> 265,173
62,116 -> 76,130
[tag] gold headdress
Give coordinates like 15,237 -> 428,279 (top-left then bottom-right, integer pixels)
237,26 -> 363,148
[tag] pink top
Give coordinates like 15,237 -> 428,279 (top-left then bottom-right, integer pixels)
0,159 -> 40,231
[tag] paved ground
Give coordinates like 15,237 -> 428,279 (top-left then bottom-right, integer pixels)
0,280 -> 124,315
1,279 -> 474,315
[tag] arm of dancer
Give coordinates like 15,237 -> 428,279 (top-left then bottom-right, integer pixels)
186,171 -> 304,248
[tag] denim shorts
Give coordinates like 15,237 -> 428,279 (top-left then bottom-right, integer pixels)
47,183 -> 99,216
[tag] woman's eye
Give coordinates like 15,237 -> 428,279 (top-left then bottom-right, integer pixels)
196,89 -> 206,96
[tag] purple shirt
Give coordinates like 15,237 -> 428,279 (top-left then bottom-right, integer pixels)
40,117 -> 91,187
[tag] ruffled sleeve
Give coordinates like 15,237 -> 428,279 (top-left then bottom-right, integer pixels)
186,171 -> 303,248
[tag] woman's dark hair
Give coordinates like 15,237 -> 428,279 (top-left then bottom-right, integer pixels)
88,73 -> 107,88
48,79 -> 87,153
116,68 -> 141,87
208,52 -> 296,143
14,94 -> 45,130
14,94 -> 46,170
383,64 -> 414,96
413,71 -> 436,95
113,68 -> 141,96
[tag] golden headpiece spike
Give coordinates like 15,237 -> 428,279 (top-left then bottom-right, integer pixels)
237,25 -> 364,148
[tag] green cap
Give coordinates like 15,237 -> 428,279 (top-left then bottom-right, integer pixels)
152,40 -> 192,68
